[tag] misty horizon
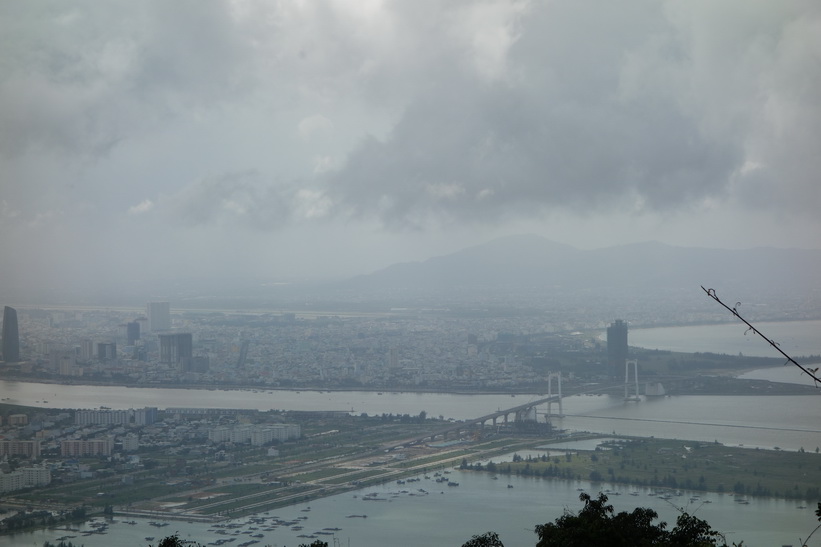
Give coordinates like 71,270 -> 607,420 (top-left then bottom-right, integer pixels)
2,2 -> 821,304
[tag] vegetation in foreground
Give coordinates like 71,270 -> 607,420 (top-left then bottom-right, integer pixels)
461,494 -> 821,547
462,492 -> 731,546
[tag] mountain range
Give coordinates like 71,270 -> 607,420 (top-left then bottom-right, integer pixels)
345,234 -> 821,294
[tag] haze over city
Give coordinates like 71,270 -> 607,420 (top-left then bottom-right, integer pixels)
3,4 -> 821,546
2,1 -> 820,301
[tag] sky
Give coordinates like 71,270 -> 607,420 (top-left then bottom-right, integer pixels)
1,0 -> 820,295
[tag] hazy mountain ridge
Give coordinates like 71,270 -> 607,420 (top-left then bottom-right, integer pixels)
346,235 -> 821,294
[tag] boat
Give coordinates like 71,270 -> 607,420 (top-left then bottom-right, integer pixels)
507,484 -> 514,488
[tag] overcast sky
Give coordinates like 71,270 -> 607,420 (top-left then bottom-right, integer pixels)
2,1 -> 820,294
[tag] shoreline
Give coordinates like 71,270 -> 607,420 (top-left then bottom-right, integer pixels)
2,364 -> 819,400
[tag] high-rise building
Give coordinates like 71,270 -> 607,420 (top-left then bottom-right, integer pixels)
146,302 -> 171,332
96,342 -> 117,361
135,316 -> 149,336
1,306 -> 20,362
80,339 -> 95,362
159,333 -> 193,369
607,319 -> 628,379
126,321 -> 140,345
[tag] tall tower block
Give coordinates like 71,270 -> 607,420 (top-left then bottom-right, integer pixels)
1,306 -> 20,362
146,302 -> 171,333
607,319 -> 628,379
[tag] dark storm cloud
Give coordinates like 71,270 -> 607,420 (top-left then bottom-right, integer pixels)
2,0 -> 820,263
325,1 -> 753,228
328,78 -> 740,228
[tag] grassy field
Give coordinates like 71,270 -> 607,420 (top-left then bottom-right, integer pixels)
467,437 -> 821,500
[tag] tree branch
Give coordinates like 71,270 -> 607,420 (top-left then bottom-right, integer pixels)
701,286 -> 820,386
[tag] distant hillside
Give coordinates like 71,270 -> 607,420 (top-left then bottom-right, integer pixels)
344,235 -> 821,294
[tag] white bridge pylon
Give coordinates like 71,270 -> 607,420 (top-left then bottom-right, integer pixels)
546,371 -> 563,419
624,359 -> 640,401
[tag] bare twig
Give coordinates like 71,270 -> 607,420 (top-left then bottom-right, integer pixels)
801,521 -> 821,547
701,286 -> 821,387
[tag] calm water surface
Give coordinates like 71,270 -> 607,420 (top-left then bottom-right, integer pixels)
0,470 -> 815,547
2,379 -> 819,452
630,320 -> 821,358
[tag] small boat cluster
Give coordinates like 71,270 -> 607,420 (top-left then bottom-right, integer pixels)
205,511 -> 344,544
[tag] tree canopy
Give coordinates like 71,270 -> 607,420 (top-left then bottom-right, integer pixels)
461,492 -> 731,547
535,493 -> 727,547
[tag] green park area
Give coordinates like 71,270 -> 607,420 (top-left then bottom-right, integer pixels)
465,437 -> 821,501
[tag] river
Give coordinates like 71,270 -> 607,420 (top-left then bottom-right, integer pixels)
629,319 -> 821,359
3,378 -> 819,451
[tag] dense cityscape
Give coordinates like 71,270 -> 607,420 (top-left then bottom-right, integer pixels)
0,301 -> 618,391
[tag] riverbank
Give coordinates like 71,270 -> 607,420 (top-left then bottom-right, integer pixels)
464,436 -> 821,501
3,364 -> 819,398
0,373 -> 564,395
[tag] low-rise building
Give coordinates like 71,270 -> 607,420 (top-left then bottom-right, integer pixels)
0,466 -> 51,493
61,437 -> 113,457
0,440 -> 41,459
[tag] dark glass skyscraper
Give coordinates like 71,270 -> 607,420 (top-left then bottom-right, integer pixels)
607,319 -> 628,379
126,321 -> 140,345
159,333 -> 193,370
2,306 -> 20,362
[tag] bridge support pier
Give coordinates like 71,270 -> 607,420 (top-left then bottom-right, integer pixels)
546,372 -> 563,419
625,359 -> 640,401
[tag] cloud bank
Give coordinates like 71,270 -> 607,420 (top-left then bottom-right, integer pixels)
1,1 -> 820,290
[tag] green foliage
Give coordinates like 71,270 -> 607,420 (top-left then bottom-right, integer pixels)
533,493 -> 729,547
461,531 -> 505,547
151,534 -> 205,547
298,541 -> 329,547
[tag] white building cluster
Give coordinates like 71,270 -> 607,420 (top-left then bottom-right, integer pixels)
208,423 -> 300,446
74,407 -> 158,426
0,467 -> 51,493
